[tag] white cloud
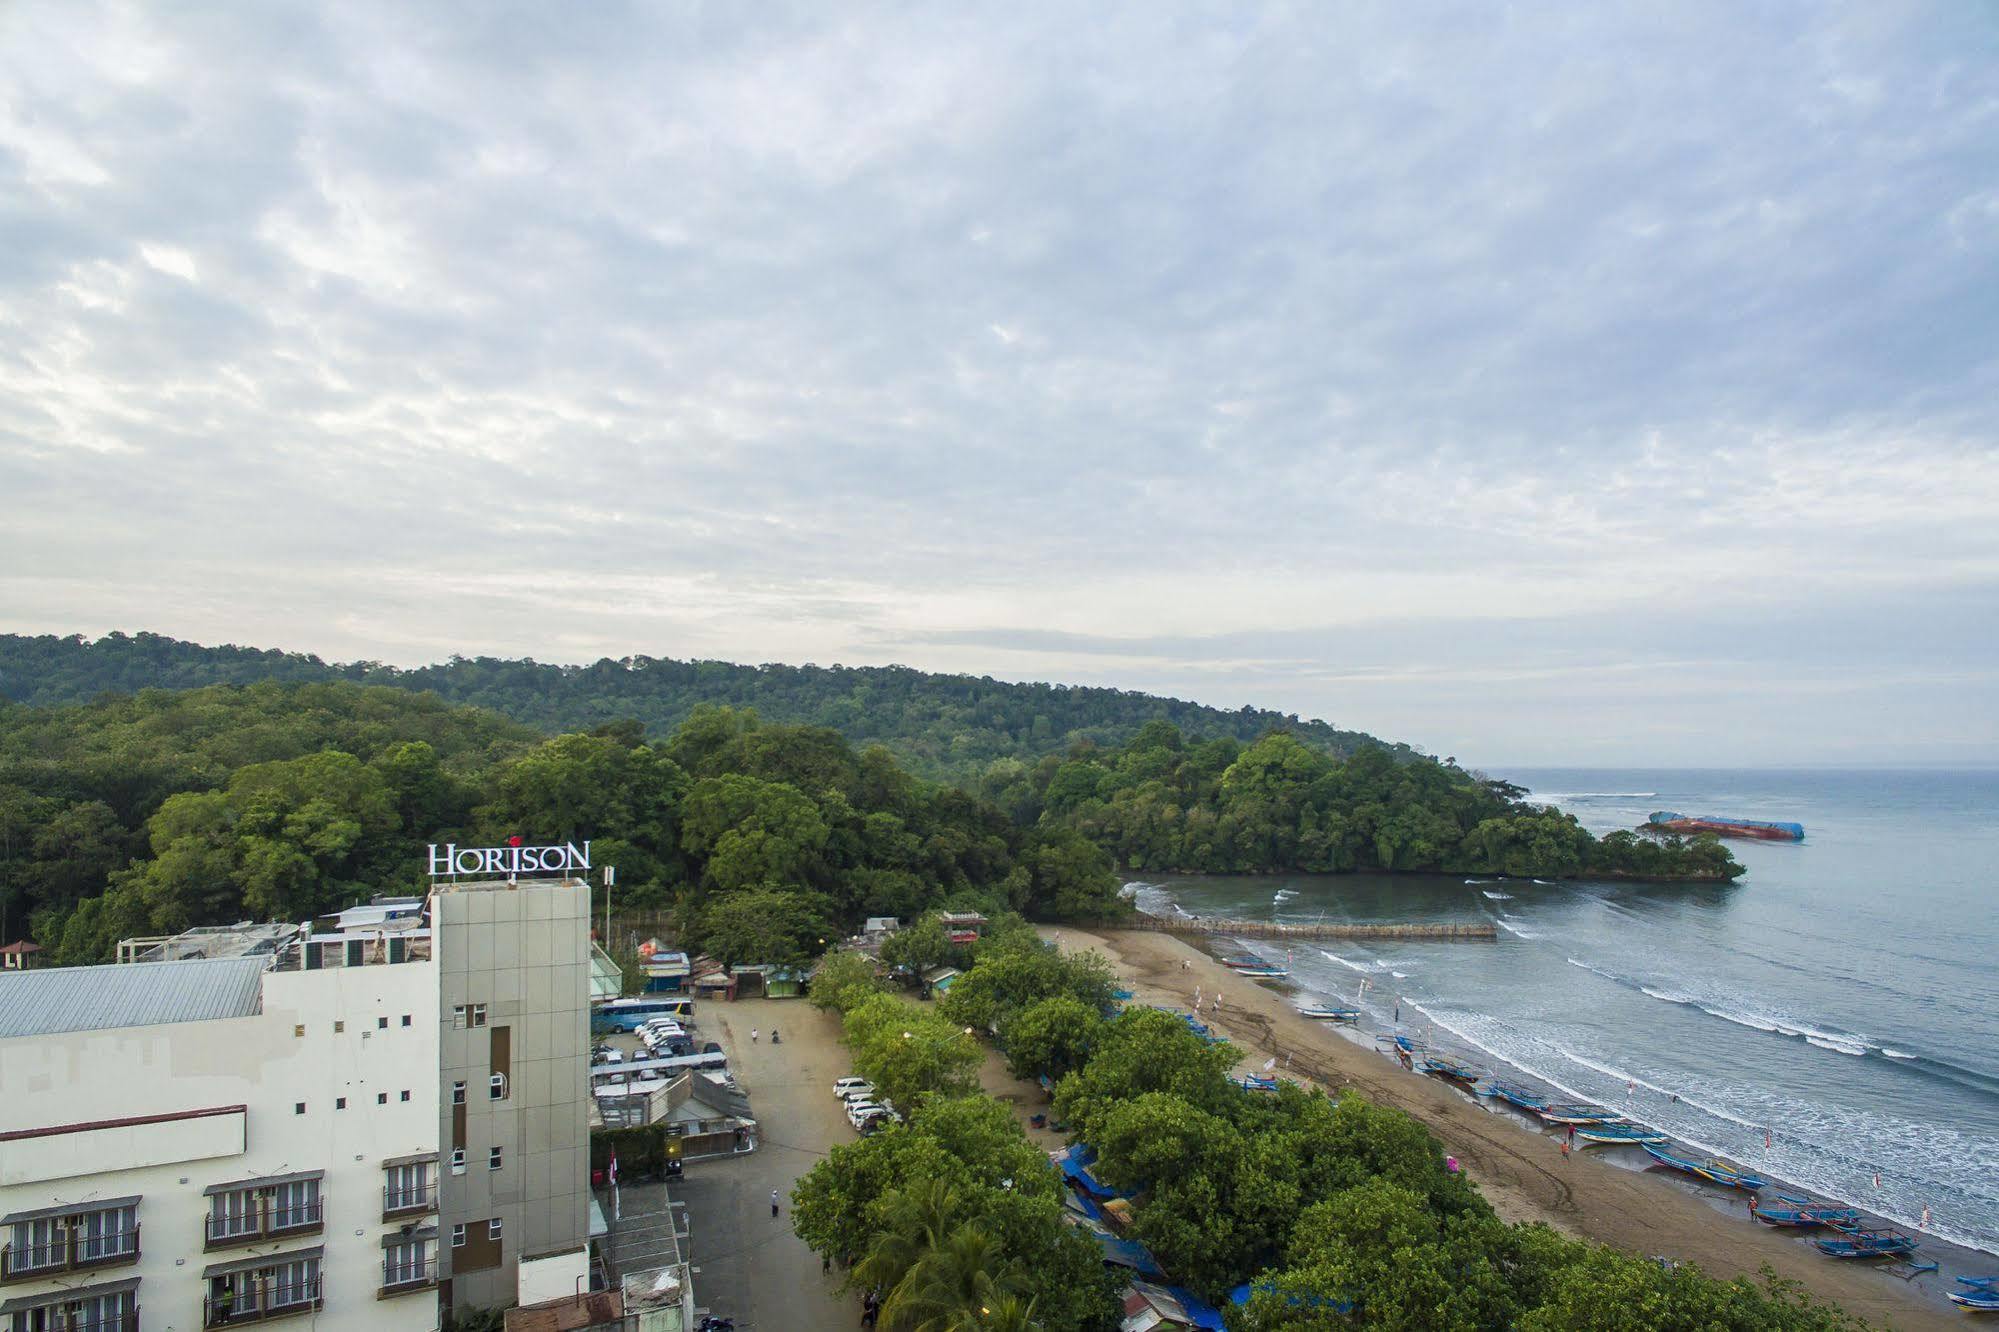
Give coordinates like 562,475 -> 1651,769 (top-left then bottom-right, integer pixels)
2,0 -> 1996,764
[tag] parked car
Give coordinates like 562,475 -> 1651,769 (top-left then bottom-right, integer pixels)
835,1083 -> 877,1104
846,1101 -> 885,1128
833,1076 -> 871,1097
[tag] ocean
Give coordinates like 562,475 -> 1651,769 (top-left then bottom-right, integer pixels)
1127,767 -> 1999,1256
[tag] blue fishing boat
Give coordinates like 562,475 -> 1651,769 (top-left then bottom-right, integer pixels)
1813,1226 -> 1917,1259
1751,1193 -> 1861,1229
1237,1074 -> 1279,1092
1573,1123 -> 1667,1146
1419,1056 -> 1483,1084
1220,952 -> 1273,970
1535,1102 -> 1627,1126
1641,1143 -> 1767,1190
1297,1004 -> 1361,1021
1961,1277 -> 1999,1290
1949,1290 -> 1999,1312
1234,966 -> 1291,979
1479,1082 -> 1550,1113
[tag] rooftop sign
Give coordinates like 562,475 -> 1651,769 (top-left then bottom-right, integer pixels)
428,840 -> 591,879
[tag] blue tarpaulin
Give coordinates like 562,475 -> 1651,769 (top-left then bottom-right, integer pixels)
1057,1144 -> 1124,1199
1089,1231 -> 1165,1277
1162,1286 -> 1228,1329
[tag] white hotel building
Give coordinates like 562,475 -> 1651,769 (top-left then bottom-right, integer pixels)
0,875 -> 591,1332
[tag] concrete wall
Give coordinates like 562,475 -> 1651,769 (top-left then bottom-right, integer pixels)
433,880 -> 589,1312
0,960 -> 440,1332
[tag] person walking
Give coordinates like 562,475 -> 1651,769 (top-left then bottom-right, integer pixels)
770,1189 -> 780,1218
750,1027 -> 759,1044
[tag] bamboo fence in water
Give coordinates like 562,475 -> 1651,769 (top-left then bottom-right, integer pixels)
1123,912 -> 1496,941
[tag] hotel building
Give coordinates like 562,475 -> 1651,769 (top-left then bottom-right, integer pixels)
0,876 -> 591,1332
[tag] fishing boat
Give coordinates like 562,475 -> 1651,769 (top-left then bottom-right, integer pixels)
1813,1226 -> 1918,1260
1949,1290 -> 1999,1312
1962,1277 -> 1999,1291
1237,1074 -> 1279,1092
1640,1143 -> 1767,1190
1535,1102 -> 1627,1126
1419,1055 -> 1483,1084
1751,1193 -> 1861,1229
1220,952 -> 1273,970
1572,1123 -> 1668,1146
1234,966 -> 1291,979
1297,1004 -> 1361,1021
1479,1082 -> 1550,1113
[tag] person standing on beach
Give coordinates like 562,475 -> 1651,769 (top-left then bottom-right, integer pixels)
750,1027 -> 758,1044
1560,1137 -> 1572,1161
771,1189 -> 780,1217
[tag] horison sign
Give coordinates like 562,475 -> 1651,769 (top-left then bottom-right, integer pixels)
428,841 -> 592,879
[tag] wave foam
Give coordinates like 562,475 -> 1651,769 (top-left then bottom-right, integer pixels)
1481,890 -> 1512,901
1495,918 -> 1541,939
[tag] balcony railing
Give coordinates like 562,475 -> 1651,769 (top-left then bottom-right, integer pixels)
378,1258 -> 437,1297
202,1279 -> 321,1328
203,1202 -> 323,1250
381,1182 -> 435,1219
0,1226 -> 142,1283
22,1312 -> 140,1332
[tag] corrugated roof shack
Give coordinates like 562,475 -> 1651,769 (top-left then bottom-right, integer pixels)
505,1290 -> 627,1332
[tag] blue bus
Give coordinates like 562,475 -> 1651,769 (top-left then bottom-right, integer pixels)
592,996 -> 696,1033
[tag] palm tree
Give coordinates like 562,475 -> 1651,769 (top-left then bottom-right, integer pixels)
966,1293 -> 1039,1331
878,1222 -> 1029,1332
852,1178 -> 961,1298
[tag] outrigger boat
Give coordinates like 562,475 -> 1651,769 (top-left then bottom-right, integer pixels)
1297,1004 -> 1361,1021
1813,1226 -> 1918,1260
1951,1277 -> 1999,1312
1751,1193 -> 1861,1229
1535,1102 -> 1626,1126
1572,1122 -> 1667,1146
1640,1143 -> 1767,1190
1234,966 -> 1291,979
1479,1082 -> 1550,1113
1419,1055 -> 1483,1084
1220,951 -> 1274,970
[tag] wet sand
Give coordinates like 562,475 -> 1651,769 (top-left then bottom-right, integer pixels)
1030,924 -> 1961,1331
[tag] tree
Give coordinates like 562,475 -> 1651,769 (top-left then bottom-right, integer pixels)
698,888 -> 836,968
880,915 -> 955,975
680,774 -> 829,891
810,949 -> 884,1014
997,995 -> 1101,1080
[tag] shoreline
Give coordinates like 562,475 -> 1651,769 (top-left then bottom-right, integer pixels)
1038,923 -> 1969,1331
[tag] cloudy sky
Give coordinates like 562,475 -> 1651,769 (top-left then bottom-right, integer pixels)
3,3 -> 1995,766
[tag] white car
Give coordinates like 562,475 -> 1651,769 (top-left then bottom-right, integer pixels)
832,1077 -> 872,1098
641,1021 -> 686,1039
835,1083 -> 877,1104
846,1100 -> 885,1127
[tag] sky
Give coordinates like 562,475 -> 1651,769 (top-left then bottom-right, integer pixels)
2,3 -> 1996,767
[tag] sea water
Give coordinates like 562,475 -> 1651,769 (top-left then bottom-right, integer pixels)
1129,768 -> 1999,1255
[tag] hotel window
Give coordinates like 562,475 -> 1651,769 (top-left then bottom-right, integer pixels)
488,1147 -> 503,1170
377,1093 -> 387,1105
452,1005 -> 466,1028
452,1080 -> 466,1105
400,1089 -> 411,1102
2,1201 -> 139,1278
450,1149 -> 466,1175
401,1014 -> 412,1027
489,1073 -> 507,1100
382,1235 -> 432,1291
487,1219 -> 502,1240
470,1004 -> 488,1027
450,1224 -> 466,1248
377,1016 -> 389,1030
384,1162 -> 431,1215
205,1255 -> 320,1326
7,1286 -> 137,1332
205,1176 -> 322,1246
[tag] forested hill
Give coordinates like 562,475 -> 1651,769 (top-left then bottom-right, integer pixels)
0,631 -> 1415,780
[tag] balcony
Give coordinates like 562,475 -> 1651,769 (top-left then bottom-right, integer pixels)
203,1204 -> 323,1252
202,1280 -> 322,1328
381,1183 -> 435,1220
378,1258 -> 437,1298
0,1226 -> 142,1283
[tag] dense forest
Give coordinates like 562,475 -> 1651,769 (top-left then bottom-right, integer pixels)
0,632 -> 1415,782
797,929 -> 1862,1330
979,722 -> 1740,880
0,683 -> 1129,964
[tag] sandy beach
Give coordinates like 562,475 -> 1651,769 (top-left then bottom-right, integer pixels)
1023,924 -> 1964,1332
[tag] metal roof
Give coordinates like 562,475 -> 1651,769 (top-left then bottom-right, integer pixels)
0,956 -> 268,1039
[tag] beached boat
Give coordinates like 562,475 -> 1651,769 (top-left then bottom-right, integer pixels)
1237,1074 -> 1279,1092
1962,1277 -> 1999,1291
1220,951 -> 1273,970
1233,966 -> 1291,979
1641,1143 -> 1767,1190
1297,1004 -> 1361,1021
1479,1082 -> 1550,1113
1813,1226 -> 1917,1259
1535,1102 -> 1627,1126
1751,1193 -> 1861,1229
1419,1056 -> 1483,1084
1948,1290 -> 1999,1312
1573,1123 -> 1668,1146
